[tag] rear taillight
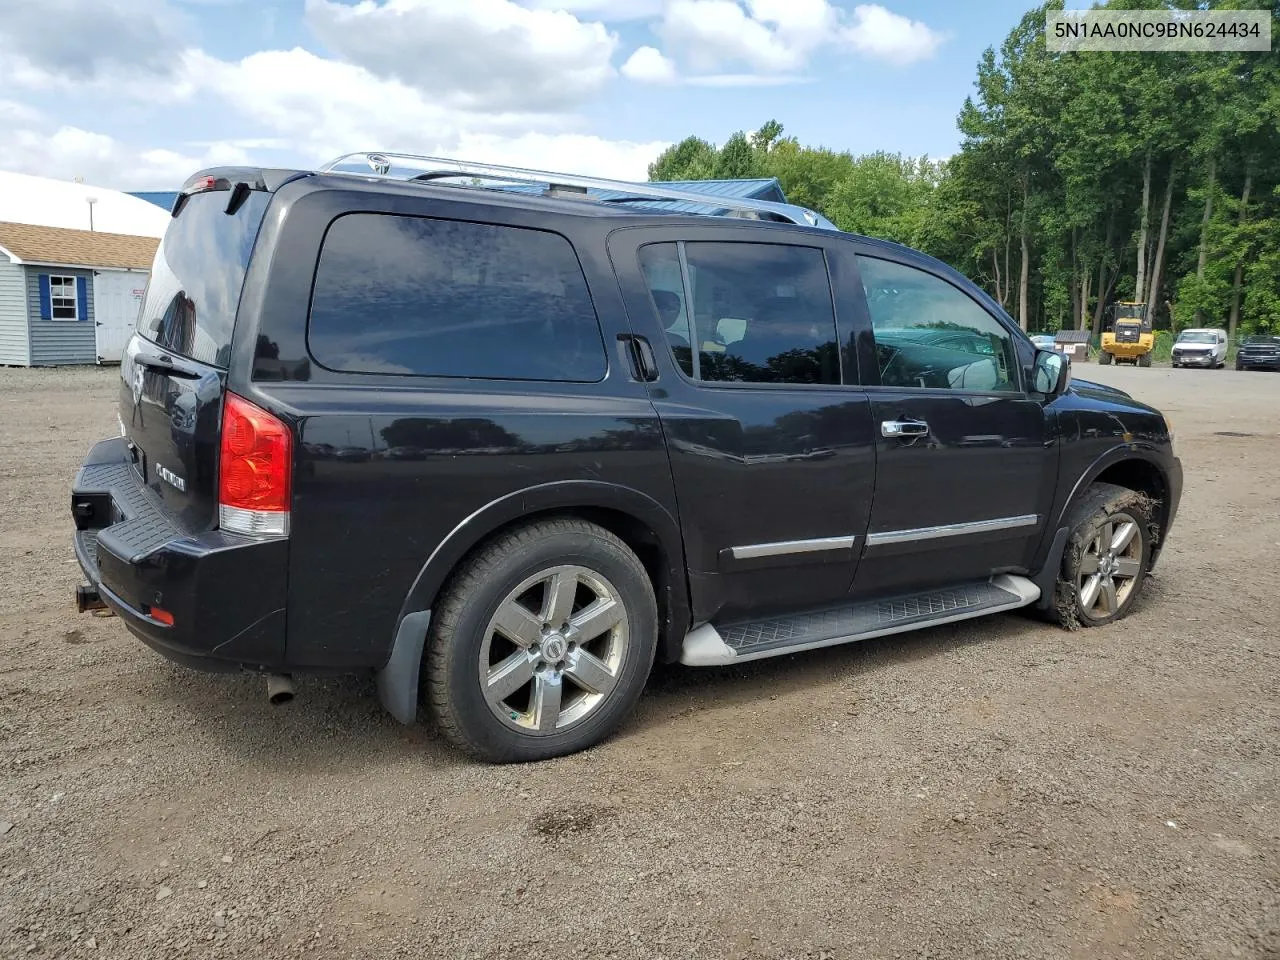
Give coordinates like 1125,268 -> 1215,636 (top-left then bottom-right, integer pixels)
218,392 -> 292,537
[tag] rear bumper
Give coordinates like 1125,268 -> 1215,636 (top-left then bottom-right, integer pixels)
71,438 -> 288,673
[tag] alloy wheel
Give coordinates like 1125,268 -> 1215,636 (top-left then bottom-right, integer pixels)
478,565 -> 629,734
1076,512 -> 1144,619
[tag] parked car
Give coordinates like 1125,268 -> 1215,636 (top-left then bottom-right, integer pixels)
1235,334 -> 1280,371
1029,333 -> 1058,351
1171,327 -> 1228,368
70,155 -> 1183,763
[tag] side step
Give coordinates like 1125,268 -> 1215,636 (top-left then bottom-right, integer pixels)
680,575 -> 1040,666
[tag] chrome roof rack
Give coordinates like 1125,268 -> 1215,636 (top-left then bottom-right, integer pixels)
319,152 -> 839,231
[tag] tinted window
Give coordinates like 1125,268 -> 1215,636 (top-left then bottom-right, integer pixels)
308,214 -> 606,382
638,242 -> 839,385
857,257 -> 1019,392
137,190 -> 270,367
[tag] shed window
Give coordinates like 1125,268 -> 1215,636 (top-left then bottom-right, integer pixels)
49,275 -> 78,320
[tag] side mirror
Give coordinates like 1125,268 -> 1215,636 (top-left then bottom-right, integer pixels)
1032,348 -> 1071,398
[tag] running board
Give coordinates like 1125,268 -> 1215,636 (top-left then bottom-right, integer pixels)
680,575 -> 1040,666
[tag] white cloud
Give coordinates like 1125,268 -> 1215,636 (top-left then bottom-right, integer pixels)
655,0 -> 942,80
450,131 -> 671,180
0,0 -> 189,89
305,0 -> 619,111
661,0 -> 799,73
0,117 -> 246,190
519,0 -> 664,18
0,3 -> 674,190
621,46 -> 678,84
842,4 -> 944,65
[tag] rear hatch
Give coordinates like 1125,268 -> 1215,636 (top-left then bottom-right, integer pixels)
119,174 -> 274,532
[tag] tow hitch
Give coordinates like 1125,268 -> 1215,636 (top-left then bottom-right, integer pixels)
75,584 -> 107,614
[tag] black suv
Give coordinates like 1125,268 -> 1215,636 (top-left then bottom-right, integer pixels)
71,156 -> 1183,763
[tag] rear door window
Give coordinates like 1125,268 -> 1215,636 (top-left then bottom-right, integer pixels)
137,190 -> 270,368
638,241 -> 839,386
308,214 -> 607,382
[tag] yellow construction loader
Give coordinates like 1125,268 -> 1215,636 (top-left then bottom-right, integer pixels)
1099,301 -> 1155,366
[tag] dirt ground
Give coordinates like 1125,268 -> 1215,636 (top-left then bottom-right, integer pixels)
1,362 -> 1277,960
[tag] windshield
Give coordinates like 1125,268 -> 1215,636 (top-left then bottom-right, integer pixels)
1246,335 -> 1280,344
1177,331 -> 1216,344
137,190 -> 271,368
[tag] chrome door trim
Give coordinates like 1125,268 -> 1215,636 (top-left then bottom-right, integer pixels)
866,514 -> 1039,547
729,535 -> 858,561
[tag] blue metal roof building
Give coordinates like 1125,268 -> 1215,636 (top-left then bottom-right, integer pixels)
128,191 -> 180,212
129,177 -> 788,215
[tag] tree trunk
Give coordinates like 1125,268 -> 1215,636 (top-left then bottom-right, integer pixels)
1147,159 -> 1177,328
1135,147 -> 1152,302
1228,163 -> 1253,340
1070,227 -> 1080,329
1194,155 -> 1217,325
1091,210 -> 1117,338
1003,232 -> 1012,307
1080,267 -> 1092,331
1018,178 -> 1030,331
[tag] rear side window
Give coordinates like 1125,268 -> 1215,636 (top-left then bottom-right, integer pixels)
638,241 -> 839,386
138,190 -> 270,368
308,214 -> 607,382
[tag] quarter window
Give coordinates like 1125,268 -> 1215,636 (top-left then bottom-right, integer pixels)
308,214 -> 607,382
49,275 -> 78,320
639,242 -> 839,386
857,257 -> 1019,392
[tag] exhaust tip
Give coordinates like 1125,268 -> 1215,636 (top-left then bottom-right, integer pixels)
266,674 -> 295,706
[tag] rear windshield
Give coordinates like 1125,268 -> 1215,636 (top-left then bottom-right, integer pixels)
136,190 -> 270,368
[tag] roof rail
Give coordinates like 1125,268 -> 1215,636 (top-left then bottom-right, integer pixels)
319,152 -> 839,231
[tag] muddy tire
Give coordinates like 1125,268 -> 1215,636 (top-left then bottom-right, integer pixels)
1049,482 -> 1157,629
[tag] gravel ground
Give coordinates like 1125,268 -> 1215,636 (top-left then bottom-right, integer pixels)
1,362 -> 1278,960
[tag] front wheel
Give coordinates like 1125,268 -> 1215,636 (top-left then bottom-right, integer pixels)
1050,483 -> 1154,628
1137,353 -> 1152,368
425,518 -> 658,763
1099,351 -> 1113,366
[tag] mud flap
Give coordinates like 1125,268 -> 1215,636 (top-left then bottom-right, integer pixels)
376,611 -> 431,725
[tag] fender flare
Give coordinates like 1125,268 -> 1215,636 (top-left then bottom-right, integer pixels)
1052,444 -> 1172,531
377,481 -> 690,725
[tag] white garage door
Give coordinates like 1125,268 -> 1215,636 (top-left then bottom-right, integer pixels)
94,270 -> 146,363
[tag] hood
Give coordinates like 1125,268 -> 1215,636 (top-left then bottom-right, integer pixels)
1069,377 -> 1131,400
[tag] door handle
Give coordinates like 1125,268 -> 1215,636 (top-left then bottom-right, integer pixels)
881,419 -> 929,439
618,334 -> 659,382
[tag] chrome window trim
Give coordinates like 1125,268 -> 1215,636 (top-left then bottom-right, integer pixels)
729,535 -> 858,560
866,514 -> 1039,547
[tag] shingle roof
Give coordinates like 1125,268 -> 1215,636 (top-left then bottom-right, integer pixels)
0,221 -> 159,270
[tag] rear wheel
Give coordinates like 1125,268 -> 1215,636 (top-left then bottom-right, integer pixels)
425,518 -> 658,763
1099,350 -> 1113,366
1137,353 -> 1152,368
1049,483 -> 1154,628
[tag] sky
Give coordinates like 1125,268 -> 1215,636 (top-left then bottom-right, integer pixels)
0,0 -> 1054,191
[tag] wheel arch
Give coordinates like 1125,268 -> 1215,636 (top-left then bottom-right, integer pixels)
1056,448 -> 1173,547
404,481 -> 688,652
